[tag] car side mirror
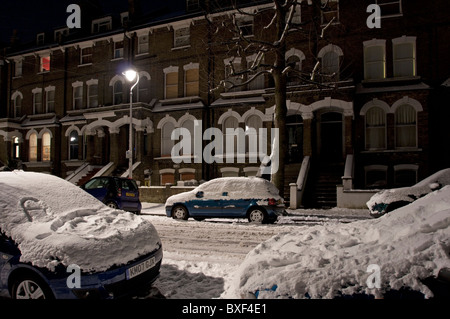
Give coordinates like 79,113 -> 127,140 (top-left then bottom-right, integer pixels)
196,191 -> 204,198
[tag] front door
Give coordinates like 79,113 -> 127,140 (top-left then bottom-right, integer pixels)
318,112 -> 343,162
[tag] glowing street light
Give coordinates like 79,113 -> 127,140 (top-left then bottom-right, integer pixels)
122,67 -> 140,179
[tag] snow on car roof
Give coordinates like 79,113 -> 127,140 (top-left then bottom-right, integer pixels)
0,171 -> 160,272
224,185 -> 450,299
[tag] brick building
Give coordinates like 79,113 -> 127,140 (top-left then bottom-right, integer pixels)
0,0 -> 449,208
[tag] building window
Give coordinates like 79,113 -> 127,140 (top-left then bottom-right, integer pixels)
364,40 -> 386,80
393,36 -> 416,78
73,84 -> 83,109
224,57 -> 242,92
288,4 -> 301,24
365,107 -> 386,150
36,33 -> 45,45
135,72 -> 150,103
376,0 -> 402,17
184,64 -> 199,97
160,168 -> 175,185
80,47 -> 93,65
33,89 -> 43,114
42,132 -> 51,162
223,116 -> 239,154
113,41 -> 124,59
88,85 -> 98,108
69,131 -> 79,160
364,165 -> 388,188
318,44 -> 343,82
92,17 -> 112,33
161,122 -> 175,156
245,115 -> 262,154
164,67 -> 179,99
321,0 -> 339,24
236,16 -> 253,37
13,137 -> 20,159
113,81 -> 123,104
247,54 -> 265,91
394,164 -> 418,187
395,104 -> 417,148
14,59 -> 23,77
286,49 -> 305,86
12,92 -> 22,118
138,35 -> 149,54
45,87 -> 55,113
29,133 -> 38,162
40,55 -> 51,72
54,28 -> 69,42
121,12 -> 129,26
174,26 -> 190,48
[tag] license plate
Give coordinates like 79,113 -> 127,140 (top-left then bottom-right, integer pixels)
126,257 -> 156,280
125,192 -> 135,197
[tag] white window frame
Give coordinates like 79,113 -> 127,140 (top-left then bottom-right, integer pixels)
39,54 -> 51,73
14,58 -> 23,77
163,66 -> 179,99
363,39 -> 386,80
45,86 -> 56,113
173,25 -> 190,48
87,79 -> 99,108
113,40 -> 124,60
54,28 -> 69,42
32,88 -> 43,114
80,46 -> 93,65
72,81 -> 83,110
235,15 -> 254,38
183,63 -> 199,97
11,91 -> 23,118
137,34 -> 149,55
92,17 -> 112,33
376,0 -> 403,18
392,36 -> 416,78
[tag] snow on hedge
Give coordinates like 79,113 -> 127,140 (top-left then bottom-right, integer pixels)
224,186 -> 450,299
0,171 -> 161,272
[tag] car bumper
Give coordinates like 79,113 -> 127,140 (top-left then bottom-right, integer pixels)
49,245 -> 163,299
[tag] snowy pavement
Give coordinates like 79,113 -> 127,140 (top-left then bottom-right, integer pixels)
139,203 -> 371,299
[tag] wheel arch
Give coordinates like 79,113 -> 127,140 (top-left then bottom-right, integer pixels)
7,264 -> 54,297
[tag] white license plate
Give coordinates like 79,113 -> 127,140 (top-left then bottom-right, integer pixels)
126,256 -> 156,280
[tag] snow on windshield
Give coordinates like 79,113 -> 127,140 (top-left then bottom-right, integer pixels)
0,171 -> 160,272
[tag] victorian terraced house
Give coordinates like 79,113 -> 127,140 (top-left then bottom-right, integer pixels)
1,0 -> 449,208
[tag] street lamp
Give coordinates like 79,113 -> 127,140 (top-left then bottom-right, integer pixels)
122,68 -> 140,179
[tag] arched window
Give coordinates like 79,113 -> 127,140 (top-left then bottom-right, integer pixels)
181,119 -> 195,156
114,81 -> 123,105
365,107 -> 386,150
322,51 -> 340,78
42,132 -> 51,162
245,115 -> 262,154
12,93 -> 22,118
69,131 -> 79,160
29,133 -> 38,162
395,104 -> 417,148
161,122 -> 175,157
223,116 -> 239,155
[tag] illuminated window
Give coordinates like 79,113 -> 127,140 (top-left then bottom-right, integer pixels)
364,40 -> 386,80
42,132 -> 51,162
164,66 -> 179,99
13,137 -> 20,159
174,26 -> 190,48
69,131 -> 79,160
29,133 -> 37,162
40,56 -> 51,72
138,35 -> 149,54
184,64 -> 199,97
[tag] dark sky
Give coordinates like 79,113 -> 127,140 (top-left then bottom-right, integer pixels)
0,0 -> 180,45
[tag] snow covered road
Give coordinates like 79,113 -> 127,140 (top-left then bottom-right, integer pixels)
139,204 -> 370,299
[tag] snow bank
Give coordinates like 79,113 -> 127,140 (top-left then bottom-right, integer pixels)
0,171 -> 161,272
166,177 -> 282,207
225,186 -> 450,299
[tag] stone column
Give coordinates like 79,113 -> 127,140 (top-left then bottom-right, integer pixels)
343,114 -> 353,156
109,127 -> 120,164
135,127 -> 145,163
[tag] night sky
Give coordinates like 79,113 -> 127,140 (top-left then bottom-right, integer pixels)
0,0 -> 179,46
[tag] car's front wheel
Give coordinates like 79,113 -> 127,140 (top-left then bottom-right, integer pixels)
247,207 -> 268,224
105,201 -> 118,209
172,205 -> 189,220
11,274 -> 54,299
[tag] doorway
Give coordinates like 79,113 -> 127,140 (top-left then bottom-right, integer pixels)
317,111 -> 343,162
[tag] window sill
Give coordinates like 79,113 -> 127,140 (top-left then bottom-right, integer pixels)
362,76 -> 421,85
135,52 -> 149,57
78,63 -> 93,67
12,76 -> 22,80
24,161 -> 52,168
361,148 -> 422,154
171,45 -> 191,51
110,57 -> 124,62
37,71 -> 50,75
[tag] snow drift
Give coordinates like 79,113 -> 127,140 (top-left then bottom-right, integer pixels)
0,171 -> 161,272
225,185 -> 450,299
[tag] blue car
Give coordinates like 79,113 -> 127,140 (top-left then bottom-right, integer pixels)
165,177 -> 286,224
0,171 -> 162,299
80,176 -> 142,214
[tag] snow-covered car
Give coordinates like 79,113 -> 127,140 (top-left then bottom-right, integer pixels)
224,185 -> 450,299
0,171 -> 162,299
367,168 -> 450,218
165,177 -> 286,224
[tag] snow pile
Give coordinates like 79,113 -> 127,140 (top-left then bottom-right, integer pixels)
224,186 -> 450,299
166,177 -> 282,206
0,171 -> 161,272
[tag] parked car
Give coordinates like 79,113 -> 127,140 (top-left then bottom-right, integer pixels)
80,176 -> 142,214
0,171 -> 162,299
165,177 -> 286,224
367,168 -> 450,218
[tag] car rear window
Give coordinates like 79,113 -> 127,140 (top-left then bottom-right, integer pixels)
84,178 -> 108,189
120,179 -> 138,191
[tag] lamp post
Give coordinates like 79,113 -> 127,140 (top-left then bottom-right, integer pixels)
122,68 -> 140,179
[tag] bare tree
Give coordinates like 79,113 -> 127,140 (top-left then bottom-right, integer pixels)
205,0 -> 341,196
